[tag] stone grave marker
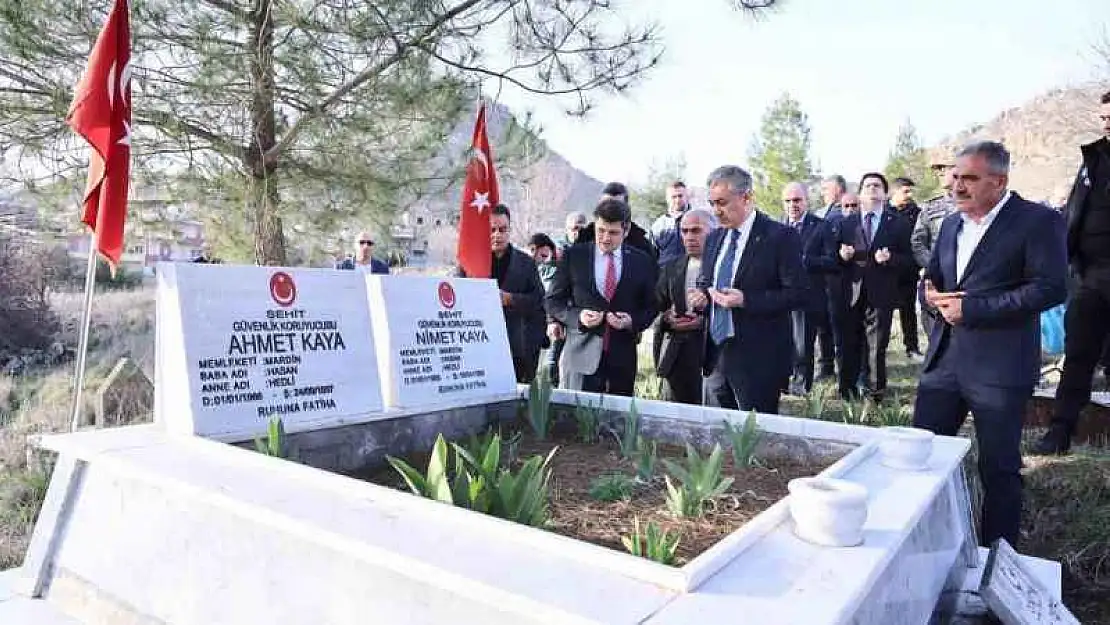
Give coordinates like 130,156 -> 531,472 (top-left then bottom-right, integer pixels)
93,356 -> 153,426
980,538 -> 1079,625
155,262 -> 385,439
365,275 -> 516,409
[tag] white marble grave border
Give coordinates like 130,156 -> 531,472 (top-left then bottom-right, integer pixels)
17,391 -> 976,625
543,388 -> 971,596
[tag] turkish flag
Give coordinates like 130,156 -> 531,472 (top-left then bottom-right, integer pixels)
67,0 -> 132,269
455,103 -> 499,278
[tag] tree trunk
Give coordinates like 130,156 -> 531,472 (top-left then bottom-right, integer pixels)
248,0 -> 285,266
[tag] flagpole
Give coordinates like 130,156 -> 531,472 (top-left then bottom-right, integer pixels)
68,233 -> 100,432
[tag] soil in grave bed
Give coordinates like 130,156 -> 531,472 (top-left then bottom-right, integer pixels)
357,427 -> 838,566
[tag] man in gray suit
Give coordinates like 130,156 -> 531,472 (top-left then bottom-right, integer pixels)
546,199 -> 658,396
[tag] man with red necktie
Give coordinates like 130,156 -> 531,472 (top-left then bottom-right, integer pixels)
545,199 -> 658,395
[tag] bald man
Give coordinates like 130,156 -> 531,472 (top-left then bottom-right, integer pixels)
337,231 -> 390,274
782,182 -> 832,394
654,208 -> 714,404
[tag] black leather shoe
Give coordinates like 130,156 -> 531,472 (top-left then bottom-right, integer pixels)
1030,429 -> 1071,456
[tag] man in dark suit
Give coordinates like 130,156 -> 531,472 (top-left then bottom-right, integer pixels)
687,166 -> 807,413
653,208 -> 714,404
831,173 -> 914,400
546,198 -> 658,396
337,231 -> 390,274
457,204 -> 546,383
781,182 -> 830,395
1035,90 -> 1110,455
914,141 -> 1067,547
573,182 -> 658,262
890,177 -> 924,360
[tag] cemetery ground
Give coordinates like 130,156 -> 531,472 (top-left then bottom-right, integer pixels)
0,286 -> 1107,622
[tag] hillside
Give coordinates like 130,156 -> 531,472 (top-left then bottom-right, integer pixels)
932,85 -> 1105,203
407,100 -> 604,263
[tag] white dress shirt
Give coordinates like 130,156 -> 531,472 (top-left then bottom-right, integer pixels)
712,209 -> 757,288
710,210 -> 757,340
593,245 -> 623,296
956,191 -> 1010,283
859,205 -> 883,243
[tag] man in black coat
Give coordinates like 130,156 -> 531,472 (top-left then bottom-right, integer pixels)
687,166 -> 807,414
890,177 -> 924,359
831,173 -> 915,400
573,182 -> 658,262
781,182 -> 830,395
653,208 -> 713,404
457,204 -> 545,383
1035,90 -> 1110,454
546,198 -> 658,396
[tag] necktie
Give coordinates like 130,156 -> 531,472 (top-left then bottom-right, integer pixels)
604,252 -> 617,300
710,230 -> 739,345
864,212 -> 875,248
603,252 -> 617,351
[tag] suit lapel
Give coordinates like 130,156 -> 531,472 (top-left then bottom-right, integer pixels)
585,245 -> 606,302
956,196 -> 1017,288
671,256 -> 689,314
940,220 -> 959,292
733,213 -> 765,287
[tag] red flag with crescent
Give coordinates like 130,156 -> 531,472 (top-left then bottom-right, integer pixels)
67,0 -> 132,269
455,103 -> 499,278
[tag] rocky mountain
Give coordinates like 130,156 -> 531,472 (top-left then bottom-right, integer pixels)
931,85 -> 1105,204
403,99 -> 604,265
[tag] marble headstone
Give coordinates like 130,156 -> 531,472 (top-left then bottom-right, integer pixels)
155,263 -> 385,439
365,275 -> 515,409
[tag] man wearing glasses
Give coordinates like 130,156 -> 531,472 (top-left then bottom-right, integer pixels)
337,231 -> 390,274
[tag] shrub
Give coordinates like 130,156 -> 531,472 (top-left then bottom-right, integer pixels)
663,443 -> 734,518
526,371 -> 554,439
723,412 -> 761,468
388,433 -> 556,528
0,233 -> 59,361
622,517 -> 681,565
589,473 -> 635,502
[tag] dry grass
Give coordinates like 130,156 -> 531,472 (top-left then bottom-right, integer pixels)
0,287 -> 155,568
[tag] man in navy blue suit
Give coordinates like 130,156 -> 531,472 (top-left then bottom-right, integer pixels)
781,181 -> 830,395
687,165 -> 807,414
830,173 -> 915,400
914,141 -> 1067,547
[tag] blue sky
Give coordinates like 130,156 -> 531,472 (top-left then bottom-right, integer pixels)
496,0 -> 1106,187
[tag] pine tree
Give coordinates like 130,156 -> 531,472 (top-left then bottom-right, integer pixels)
630,154 -> 687,226
884,120 -> 941,201
747,93 -> 814,217
0,0 -> 780,265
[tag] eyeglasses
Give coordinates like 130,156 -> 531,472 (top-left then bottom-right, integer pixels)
359,240 -> 374,246
842,203 -> 859,208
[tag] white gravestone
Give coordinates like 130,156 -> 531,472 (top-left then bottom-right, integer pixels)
366,275 -> 516,409
156,263 -> 384,439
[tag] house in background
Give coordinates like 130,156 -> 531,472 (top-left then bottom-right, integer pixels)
65,200 -> 207,275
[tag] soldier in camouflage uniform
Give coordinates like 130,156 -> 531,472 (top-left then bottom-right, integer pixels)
910,150 -> 958,341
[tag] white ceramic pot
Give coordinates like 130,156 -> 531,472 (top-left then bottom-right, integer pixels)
879,426 -> 935,470
787,477 -> 869,547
